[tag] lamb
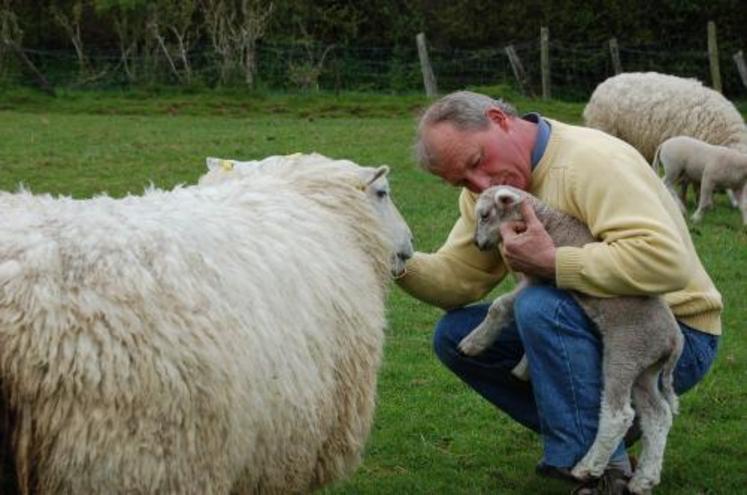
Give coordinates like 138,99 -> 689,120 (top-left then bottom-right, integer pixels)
583,71 -> 747,207
0,152 -> 413,494
457,186 -> 683,495
653,136 -> 747,226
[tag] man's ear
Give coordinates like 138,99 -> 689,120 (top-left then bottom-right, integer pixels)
486,107 -> 509,130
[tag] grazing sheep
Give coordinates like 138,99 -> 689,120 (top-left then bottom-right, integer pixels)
0,153 -> 413,494
457,186 -> 683,495
653,136 -> 747,225
583,71 -> 747,207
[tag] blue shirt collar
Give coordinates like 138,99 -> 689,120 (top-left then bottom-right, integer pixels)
522,112 -> 551,170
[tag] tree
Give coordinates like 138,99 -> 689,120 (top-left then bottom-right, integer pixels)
146,0 -> 198,84
200,0 -> 274,87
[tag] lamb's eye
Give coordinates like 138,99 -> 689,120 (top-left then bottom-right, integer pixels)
376,190 -> 388,199
479,210 -> 490,221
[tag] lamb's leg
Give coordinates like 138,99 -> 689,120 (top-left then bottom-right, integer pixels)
678,179 -> 689,208
726,188 -> 740,208
457,276 -> 529,356
571,355 -> 637,480
628,366 -> 673,495
738,183 -> 747,226
662,170 -> 687,215
691,171 -> 715,223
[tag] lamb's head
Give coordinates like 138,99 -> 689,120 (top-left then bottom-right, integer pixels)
474,185 -> 529,250
359,165 -> 414,278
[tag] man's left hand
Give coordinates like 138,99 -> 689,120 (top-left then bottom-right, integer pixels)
499,201 -> 557,280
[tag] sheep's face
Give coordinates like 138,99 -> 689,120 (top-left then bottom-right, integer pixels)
361,166 -> 414,278
474,185 -> 527,250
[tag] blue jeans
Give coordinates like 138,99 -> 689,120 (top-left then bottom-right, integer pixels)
433,285 -> 719,469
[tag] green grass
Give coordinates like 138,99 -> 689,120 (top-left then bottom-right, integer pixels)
0,89 -> 745,494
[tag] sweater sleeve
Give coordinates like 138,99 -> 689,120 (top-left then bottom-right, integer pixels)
554,150 -> 692,297
396,189 -> 507,310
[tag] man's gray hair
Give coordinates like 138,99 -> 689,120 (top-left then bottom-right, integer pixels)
414,91 -> 518,172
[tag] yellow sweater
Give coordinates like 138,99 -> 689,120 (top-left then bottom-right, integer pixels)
398,120 -> 722,335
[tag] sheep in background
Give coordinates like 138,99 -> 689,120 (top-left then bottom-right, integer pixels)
583,71 -> 747,207
458,186 -> 683,495
0,153 -> 413,494
653,136 -> 747,225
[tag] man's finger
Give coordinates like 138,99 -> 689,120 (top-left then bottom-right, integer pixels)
519,201 -> 540,226
499,220 -> 526,239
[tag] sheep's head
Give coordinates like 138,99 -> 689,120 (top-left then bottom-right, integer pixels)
359,165 -> 414,278
474,185 -> 528,250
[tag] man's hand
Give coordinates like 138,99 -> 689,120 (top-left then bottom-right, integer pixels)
499,201 -> 557,280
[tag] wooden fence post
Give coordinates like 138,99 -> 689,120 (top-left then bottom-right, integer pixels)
733,50 -> 747,90
415,32 -> 438,97
707,21 -> 722,93
540,26 -> 550,99
609,37 -> 622,75
505,45 -> 531,96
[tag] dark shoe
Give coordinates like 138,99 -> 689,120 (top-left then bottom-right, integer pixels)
535,462 -> 578,483
570,468 -> 631,495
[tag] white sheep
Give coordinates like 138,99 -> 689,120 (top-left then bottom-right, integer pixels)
0,152 -> 413,494
653,136 -> 747,225
457,186 -> 683,495
583,71 -> 747,207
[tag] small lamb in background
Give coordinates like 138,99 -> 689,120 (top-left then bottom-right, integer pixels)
457,186 -> 683,495
653,136 -> 747,226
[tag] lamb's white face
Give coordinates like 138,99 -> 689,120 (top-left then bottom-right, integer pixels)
474,185 -> 526,250
361,166 -> 414,277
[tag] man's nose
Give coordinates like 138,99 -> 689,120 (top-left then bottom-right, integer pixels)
467,175 -> 491,193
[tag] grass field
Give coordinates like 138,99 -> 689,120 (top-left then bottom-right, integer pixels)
0,87 -> 745,494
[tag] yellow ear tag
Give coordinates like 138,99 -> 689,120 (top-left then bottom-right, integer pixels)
220,160 -> 235,172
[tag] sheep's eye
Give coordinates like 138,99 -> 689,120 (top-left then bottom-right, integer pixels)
479,210 -> 490,221
376,189 -> 388,199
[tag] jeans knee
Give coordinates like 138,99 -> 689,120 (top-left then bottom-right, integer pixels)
513,285 -> 584,349
514,285 -> 562,327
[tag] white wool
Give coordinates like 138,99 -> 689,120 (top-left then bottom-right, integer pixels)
0,155 -> 397,494
583,71 -> 747,161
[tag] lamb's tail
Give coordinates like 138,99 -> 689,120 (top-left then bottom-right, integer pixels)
661,331 -> 685,416
651,143 -> 664,175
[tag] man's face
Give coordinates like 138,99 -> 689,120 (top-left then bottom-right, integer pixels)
424,109 -> 531,194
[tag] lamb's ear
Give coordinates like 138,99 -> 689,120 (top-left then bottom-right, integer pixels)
493,188 -> 521,207
366,165 -> 390,186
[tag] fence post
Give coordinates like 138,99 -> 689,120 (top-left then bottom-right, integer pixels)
540,26 -> 550,99
416,32 -> 438,97
609,37 -> 622,75
733,50 -> 747,90
505,45 -> 531,96
707,21 -> 722,93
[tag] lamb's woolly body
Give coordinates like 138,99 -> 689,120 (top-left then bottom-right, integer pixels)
462,186 -> 684,494
0,155 -> 393,494
583,72 -> 747,161
653,135 -> 747,225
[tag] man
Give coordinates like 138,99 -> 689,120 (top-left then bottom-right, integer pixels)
397,91 -> 721,494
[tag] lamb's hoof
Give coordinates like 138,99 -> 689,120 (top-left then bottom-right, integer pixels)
571,459 -> 608,482
627,476 -> 654,495
457,334 -> 487,356
570,464 -> 594,482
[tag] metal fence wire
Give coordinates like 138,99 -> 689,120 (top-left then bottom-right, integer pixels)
1,40 -> 745,99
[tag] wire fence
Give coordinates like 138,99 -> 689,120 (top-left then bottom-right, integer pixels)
1,39 -> 746,100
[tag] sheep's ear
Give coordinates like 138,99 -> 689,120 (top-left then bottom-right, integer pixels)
493,188 -> 521,207
206,157 -> 221,171
366,165 -> 390,186
206,157 -> 235,172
